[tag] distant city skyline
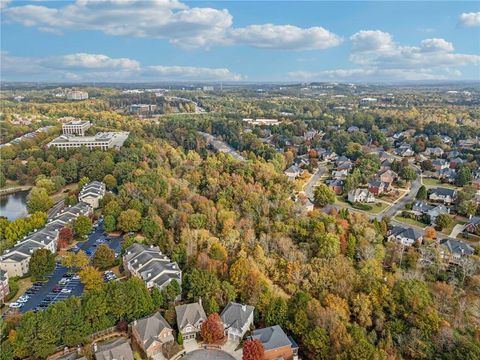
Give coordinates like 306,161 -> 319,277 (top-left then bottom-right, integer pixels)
1,0 -> 479,82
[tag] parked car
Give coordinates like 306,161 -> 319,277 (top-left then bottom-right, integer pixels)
61,289 -> 72,294
72,274 -> 80,280
9,302 -> 23,309
59,278 -> 70,285
52,286 -> 62,293
17,295 -> 29,303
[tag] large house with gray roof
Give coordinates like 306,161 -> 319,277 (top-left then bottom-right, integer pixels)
429,187 -> 457,205
250,325 -> 298,360
123,244 -> 181,294
175,300 -> 207,340
439,238 -> 475,265
94,338 -> 133,360
220,302 -> 254,341
131,312 -> 173,357
387,226 -> 423,246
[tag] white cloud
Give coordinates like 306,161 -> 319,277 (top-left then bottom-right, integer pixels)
229,24 -> 342,50
459,12 -> 480,27
349,30 -> 479,69
0,52 -> 242,81
0,0 -> 11,10
3,0 -> 342,50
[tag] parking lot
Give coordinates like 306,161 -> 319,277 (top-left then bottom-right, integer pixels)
14,221 -> 123,313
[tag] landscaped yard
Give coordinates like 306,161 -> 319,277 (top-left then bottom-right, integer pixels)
394,215 -> 426,229
422,178 -> 458,190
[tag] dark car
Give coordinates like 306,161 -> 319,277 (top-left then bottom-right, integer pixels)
52,286 -> 62,293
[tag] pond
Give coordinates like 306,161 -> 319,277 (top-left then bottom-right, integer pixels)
0,190 -> 29,220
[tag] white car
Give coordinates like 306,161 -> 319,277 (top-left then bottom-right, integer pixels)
61,288 -> 72,294
59,278 -> 71,285
9,302 -> 23,309
72,275 -> 80,280
17,295 -> 29,303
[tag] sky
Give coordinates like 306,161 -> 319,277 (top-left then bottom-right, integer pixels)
1,0 -> 479,83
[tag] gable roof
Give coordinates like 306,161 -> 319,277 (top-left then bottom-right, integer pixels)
133,312 -> 172,349
251,325 -> 294,351
430,187 -> 456,197
175,301 -> 207,331
220,302 -> 254,331
440,238 -> 474,256
95,338 -> 133,360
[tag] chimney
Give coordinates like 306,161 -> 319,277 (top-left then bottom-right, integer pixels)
93,343 -> 98,353
242,304 -> 246,312
198,298 -> 202,307
147,273 -> 151,278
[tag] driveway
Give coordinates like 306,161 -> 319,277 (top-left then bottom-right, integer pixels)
18,222 -> 123,313
304,163 -> 328,201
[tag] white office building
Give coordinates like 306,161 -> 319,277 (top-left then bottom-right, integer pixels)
62,120 -> 92,136
67,90 -> 89,101
47,131 -> 130,150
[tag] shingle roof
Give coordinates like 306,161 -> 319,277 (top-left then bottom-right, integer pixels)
95,338 -> 133,360
175,301 -> 207,331
133,312 -> 172,348
251,325 -> 294,351
440,238 -> 474,256
220,302 -> 254,332
430,187 -> 456,197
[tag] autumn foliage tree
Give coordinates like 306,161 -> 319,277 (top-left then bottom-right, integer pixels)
242,339 -> 264,360
58,227 -> 74,250
200,313 -> 224,343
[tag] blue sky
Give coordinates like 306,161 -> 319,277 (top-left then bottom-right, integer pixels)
1,0 -> 479,82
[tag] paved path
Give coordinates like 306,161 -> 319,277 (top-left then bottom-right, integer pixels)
48,199 -> 65,219
303,163 -> 328,201
450,224 -> 466,238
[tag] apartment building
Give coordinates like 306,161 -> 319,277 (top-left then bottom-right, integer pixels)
123,244 -> 182,294
62,120 -> 92,136
47,131 -> 130,150
0,270 -> 9,304
0,201 -> 92,277
78,181 -> 106,208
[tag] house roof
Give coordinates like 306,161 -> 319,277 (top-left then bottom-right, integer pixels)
440,238 -> 474,256
220,302 -> 254,331
468,216 -> 480,226
175,301 -> 207,331
133,312 -> 172,349
412,201 -> 433,213
284,165 -> 301,174
430,187 -> 456,197
95,338 -> 133,360
251,325 -> 294,351
390,226 -> 422,241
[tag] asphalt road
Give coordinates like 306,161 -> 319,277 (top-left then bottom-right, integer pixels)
375,163 -> 422,220
304,163 -> 328,201
18,222 -> 123,313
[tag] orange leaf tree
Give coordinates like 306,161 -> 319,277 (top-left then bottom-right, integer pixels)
200,313 -> 224,343
242,339 -> 264,360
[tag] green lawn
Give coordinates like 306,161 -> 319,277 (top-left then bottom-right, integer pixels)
368,202 -> 389,214
423,178 -> 458,190
394,215 -> 426,228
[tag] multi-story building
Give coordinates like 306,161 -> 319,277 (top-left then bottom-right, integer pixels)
47,131 -> 130,151
66,90 -> 89,101
0,269 -> 9,304
62,120 -> 92,136
250,325 -> 299,360
78,181 -> 106,208
123,244 -> 182,293
0,200 -> 92,277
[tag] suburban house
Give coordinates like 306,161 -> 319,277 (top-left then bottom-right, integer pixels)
411,201 -> 449,224
250,325 -> 299,360
387,226 -> 423,246
465,217 -> 480,234
284,165 -> 302,180
348,189 -> 375,203
175,300 -> 207,340
394,144 -> 414,157
432,159 -> 449,171
429,188 -> 457,205
94,338 -> 134,360
368,180 -> 389,196
332,169 -> 349,180
123,244 -> 181,294
378,169 -> 397,186
328,179 -> 344,195
0,269 -> 9,304
220,302 -> 255,341
435,168 -> 457,183
380,159 -> 393,172
131,312 -> 174,357
424,147 -> 444,157
439,238 -> 474,265
78,181 -> 106,208
449,157 -> 464,169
